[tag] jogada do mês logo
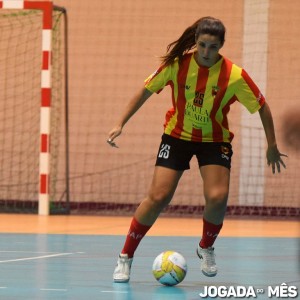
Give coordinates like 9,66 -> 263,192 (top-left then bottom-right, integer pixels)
199,283 -> 298,298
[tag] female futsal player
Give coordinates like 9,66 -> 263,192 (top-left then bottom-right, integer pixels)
107,16 -> 287,282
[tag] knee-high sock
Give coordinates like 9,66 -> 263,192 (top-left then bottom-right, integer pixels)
199,218 -> 223,249
121,217 -> 151,258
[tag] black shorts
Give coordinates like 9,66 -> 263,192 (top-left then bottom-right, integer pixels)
155,134 -> 233,170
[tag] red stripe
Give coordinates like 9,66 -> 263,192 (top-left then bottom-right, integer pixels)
24,1 -> 52,29
222,96 -> 237,142
170,54 -> 192,138
41,134 -> 49,152
191,127 -> 203,142
41,88 -> 51,106
40,174 -> 48,194
42,51 -> 50,70
241,69 -> 260,97
164,81 -> 175,129
241,69 -> 265,105
191,67 -> 209,141
210,59 -> 232,141
0,2 -> 3,9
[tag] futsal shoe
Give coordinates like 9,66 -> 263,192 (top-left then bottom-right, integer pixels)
113,253 -> 133,283
196,245 -> 218,277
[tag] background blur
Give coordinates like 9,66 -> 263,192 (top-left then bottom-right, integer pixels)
47,0 -> 300,214
1,0 -> 299,216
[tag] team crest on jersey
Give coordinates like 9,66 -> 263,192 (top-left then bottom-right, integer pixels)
193,91 -> 205,107
212,85 -> 220,97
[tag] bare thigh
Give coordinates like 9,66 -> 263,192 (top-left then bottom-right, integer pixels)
134,166 -> 184,225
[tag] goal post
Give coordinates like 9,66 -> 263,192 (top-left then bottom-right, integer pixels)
0,0 -> 69,215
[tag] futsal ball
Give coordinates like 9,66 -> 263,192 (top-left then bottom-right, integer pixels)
152,251 -> 187,286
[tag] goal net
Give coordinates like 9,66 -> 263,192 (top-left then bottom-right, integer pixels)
65,0 -> 299,217
1,0 -> 299,218
0,1 -> 68,214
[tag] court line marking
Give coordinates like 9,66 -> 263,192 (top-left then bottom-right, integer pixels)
0,251 -> 64,254
0,251 -> 86,254
0,252 -> 73,263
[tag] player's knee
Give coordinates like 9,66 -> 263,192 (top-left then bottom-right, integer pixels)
205,188 -> 228,209
148,188 -> 172,209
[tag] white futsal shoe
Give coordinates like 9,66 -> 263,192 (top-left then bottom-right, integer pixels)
196,245 -> 218,277
113,253 -> 133,283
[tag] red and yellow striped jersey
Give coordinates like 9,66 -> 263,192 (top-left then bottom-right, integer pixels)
144,52 -> 265,142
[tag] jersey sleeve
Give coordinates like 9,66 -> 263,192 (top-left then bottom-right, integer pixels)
235,69 -> 265,113
144,63 -> 172,94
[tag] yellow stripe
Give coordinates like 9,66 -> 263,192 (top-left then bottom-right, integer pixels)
164,61 -> 179,136
199,63 -> 222,140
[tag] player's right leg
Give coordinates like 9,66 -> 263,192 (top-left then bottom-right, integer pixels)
113,166 -> 184,283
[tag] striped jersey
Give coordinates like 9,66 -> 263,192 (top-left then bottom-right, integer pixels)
144,52 -> 265,142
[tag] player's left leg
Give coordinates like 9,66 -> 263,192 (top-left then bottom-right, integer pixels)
197,164 -> 230,277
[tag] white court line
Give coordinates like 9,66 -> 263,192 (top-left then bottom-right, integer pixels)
0,252 -> 73,263
0,251 -> 61,254
0,251 -> 85,254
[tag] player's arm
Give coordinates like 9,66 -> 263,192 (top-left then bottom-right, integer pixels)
107,87 -> 153,146
258,101 -> 287,174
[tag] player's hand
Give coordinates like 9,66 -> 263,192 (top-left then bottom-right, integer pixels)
266,144 -> 287,174
107,125 -> 122,148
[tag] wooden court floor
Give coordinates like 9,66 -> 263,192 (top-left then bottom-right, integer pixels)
0,214 -> 298,237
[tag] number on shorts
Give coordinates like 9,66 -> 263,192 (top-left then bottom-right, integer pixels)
158,144 -> 170,159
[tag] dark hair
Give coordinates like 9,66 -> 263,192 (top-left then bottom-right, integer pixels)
161,16 -> 226,66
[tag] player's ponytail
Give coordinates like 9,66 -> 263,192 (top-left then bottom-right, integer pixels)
161,16 -> 226,66
161,20 -> 198,66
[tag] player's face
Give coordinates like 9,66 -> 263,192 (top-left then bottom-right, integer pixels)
195,34 -> 223,67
